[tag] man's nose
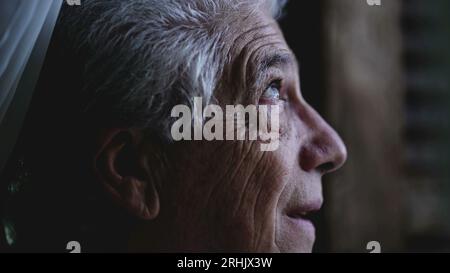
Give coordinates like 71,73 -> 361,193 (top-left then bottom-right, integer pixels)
297,104 -> 347,174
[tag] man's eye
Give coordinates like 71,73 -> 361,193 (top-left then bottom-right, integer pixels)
262,80 -> 282,100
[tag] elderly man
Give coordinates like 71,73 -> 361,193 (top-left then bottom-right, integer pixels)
4,0 -> 346,253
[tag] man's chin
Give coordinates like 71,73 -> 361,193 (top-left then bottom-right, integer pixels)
276,216 -> 316,253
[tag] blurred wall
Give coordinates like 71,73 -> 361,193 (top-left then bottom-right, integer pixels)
323,0 -> 406,252
402,0 -> 450,251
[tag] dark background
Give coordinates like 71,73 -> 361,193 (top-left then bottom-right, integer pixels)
279,0 -> 450,252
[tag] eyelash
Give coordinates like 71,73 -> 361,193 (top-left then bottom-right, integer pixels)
269,79 -> 282,91
262,79 -> 286,102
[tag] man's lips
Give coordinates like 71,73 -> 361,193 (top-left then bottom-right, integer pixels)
284,201 -> 322,241
285,200 -> 323,226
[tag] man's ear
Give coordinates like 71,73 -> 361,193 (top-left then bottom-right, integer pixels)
92,128 -> 160,220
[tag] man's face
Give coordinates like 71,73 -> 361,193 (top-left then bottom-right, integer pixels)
133,10 -> 347,253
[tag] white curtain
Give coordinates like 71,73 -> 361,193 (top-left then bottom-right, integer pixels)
0,0 -> 62,173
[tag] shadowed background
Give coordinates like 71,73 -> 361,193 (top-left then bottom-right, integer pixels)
279,0 -> 450,252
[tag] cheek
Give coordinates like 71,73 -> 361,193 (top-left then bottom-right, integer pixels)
169,140 -> 290,251
214,142 -> 289,251
160,106 -> 302,251
233,150 -> 288,251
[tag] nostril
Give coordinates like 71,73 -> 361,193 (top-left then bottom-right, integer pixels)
317,162 -> 335,174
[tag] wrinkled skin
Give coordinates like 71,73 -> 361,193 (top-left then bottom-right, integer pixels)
93,8 -> 347,253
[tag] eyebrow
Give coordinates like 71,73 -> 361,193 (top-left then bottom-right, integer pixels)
258,52 -> 296,74
251,51 -> 296,85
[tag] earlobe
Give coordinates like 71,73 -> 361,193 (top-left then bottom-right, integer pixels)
116,176 -> 160,220
93,128 -> 160,220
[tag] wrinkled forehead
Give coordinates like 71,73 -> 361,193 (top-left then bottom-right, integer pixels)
224,9 -> 288,60
218,11 -> 294,100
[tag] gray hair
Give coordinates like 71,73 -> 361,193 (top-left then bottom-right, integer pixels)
56,0 -> 288,136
